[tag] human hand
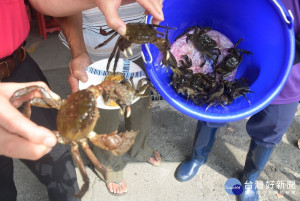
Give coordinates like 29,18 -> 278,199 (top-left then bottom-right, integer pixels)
137,0 -> 164,24
0,82 -> 59,160
68,52 -> 92,93
95,0 -> 164,35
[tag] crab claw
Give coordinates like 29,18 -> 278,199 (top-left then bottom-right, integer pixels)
88,130 -> 139,156
166,51 -> 170,61
88,131 -> 119,151
121,50 -> 129,58
127,47 -> 133,56
111,130 -> 139,156
119,107 -> 125,115
125,106 -> 131,118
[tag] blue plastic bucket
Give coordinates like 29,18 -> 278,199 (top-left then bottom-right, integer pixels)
142,0 -> 295,123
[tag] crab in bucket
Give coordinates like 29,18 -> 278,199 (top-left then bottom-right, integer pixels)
9,78 -> 146,198
213,38 -> 253,79
95,23 -> 178,73
175,25 -> 222,67
170,54 -> 253,110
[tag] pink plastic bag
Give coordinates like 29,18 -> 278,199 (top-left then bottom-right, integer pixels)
170,29 -> 236,81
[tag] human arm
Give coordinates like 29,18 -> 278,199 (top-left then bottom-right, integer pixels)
58,0 -> 163,92
29,0 -> 164,35
58,13 -> 91,92
0,82 -> 59,160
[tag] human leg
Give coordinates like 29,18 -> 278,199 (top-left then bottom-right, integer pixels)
0,156 -> 17,201
21,144 -> 80,201
93,108 -> 127,195
3,54 -> 80,200
175,121 -> 225,182
125,58 -> 161,165
125,91 -> 159,164
238,102 -> 298,201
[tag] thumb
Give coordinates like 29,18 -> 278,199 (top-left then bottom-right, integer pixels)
75,71 -> 88,83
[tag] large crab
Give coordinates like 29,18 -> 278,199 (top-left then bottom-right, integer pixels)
9,77 -> 148,198
95,23 -> 177,73
204,78 -> 253,110
176,25 -> 221,67
214,38 -> 252,79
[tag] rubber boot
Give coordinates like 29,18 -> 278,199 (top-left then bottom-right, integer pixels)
238,140 -> 275,201
175,121 -> 222,182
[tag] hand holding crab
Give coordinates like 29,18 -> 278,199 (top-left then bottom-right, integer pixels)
95,23 -> 177,73
9,79 -> 145,198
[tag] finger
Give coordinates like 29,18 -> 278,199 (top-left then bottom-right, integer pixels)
151,0 -> 164,24
97,0 -> 126,35
70,65 -> 88,83
151,18 -> 161,25
138,0 -> 164,23
68,53 -> 91,88
0,128 -> 52,160
71,69 -> 88,84
68,74 -> 80,93
0,99 -> 57,147
68,62 -> 81,93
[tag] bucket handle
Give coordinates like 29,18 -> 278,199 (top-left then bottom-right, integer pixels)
141,43 -> 153,64
272,0 -> 294,25
141,15 -> 154,64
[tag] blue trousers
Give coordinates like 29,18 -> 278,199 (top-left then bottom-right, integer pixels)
0,53 -> 80,201
198,102 -> 299,147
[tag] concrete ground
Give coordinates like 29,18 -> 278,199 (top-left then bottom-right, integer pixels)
13,19 -> 300,201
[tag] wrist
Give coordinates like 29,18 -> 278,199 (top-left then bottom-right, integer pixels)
71,50 -> 89,59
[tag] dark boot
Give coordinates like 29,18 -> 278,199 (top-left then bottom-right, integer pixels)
175,121 -> 222,182
238,140 -> 275,201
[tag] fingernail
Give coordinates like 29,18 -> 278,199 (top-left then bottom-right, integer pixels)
117,27 -> 126,36
43,136 -> 56,147
81,75 -> 88,83
158,11 -> 164,20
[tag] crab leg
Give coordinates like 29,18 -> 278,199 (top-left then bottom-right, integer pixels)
70,141 -> 89,198
137,79 -> 158,108
23,102 -> 32,118
79,139 -> 108,179
10,85 -> 61,118
10,85 -> 61,109
95,31 -> 118,49
149,24 -> 177,30
113,47 -> 121,73
106,36 -> 121,72
99,27 -> 116,36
